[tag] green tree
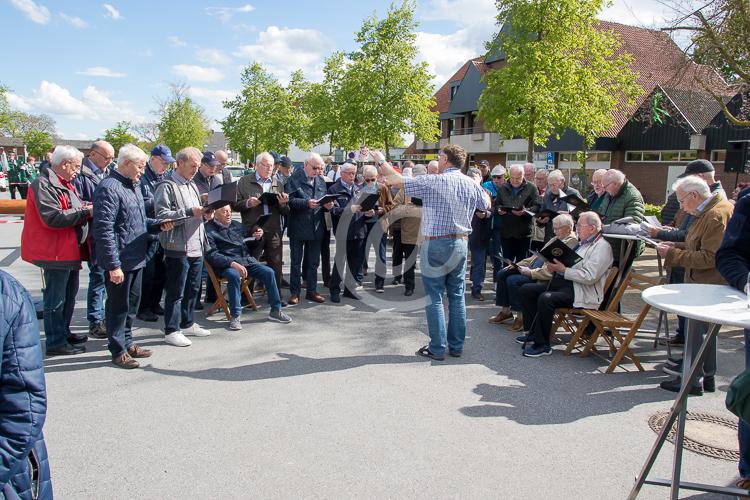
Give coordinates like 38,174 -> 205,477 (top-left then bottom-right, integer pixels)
23,129 -> 54,158
339,0 -> 439,157
663,0 -> 749,126
478,0 -> 642,162
103,121 -> 139,153
222,63 -> 305,161
156,85 -> 211,154
303,51 -> 354,153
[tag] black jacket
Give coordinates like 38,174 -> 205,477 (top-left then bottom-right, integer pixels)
328,179 -> 369,240
494,180 -> 540,239
717,189 -> 750,291
285,168 -> 328,241
205,219 -> 259,270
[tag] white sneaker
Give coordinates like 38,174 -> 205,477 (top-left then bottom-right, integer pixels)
184,323 -> 211,337
164,331 -> 192,347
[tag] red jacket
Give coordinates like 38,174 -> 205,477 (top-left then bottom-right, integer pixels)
21,168 -> 90,270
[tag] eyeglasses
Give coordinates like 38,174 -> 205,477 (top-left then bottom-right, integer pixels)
677,192 -> 694,204
93,150 -> 114,162
365,178 -> 377,182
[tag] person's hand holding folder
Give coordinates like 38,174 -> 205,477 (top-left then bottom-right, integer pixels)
545,259 -> 566,274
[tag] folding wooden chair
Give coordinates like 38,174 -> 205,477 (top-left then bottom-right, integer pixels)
204,260 -> 258,321
550,267 -> 619,342
573,270 -> 666,373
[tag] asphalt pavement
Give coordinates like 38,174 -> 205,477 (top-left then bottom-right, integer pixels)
0,206 -> 743,499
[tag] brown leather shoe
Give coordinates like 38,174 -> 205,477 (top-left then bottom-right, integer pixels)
288,295 -> 300,305
306,292 -> 325,303
508,315 -> 524,331
127,344 -> 153,358
112,352 -> 140,369
488,311 -> 513,324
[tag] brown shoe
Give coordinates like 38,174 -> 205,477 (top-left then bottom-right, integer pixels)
112,352 -> 140,369
488,311 -> 513,324
508,315 -> 524,331
288,295 -> 300,305
127,344 -> 153,358
306,292 -> 325,303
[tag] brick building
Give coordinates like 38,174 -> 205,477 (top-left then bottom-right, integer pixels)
405,20 -> 750,204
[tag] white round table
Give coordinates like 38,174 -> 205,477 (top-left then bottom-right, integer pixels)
630,284 -> 750,499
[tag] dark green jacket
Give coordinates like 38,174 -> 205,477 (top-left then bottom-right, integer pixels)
8,159 -> 33,184
602,179 -> 645,262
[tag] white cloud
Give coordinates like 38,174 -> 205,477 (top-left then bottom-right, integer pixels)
167,36 -> 188,48
416,30 -> 482,87
59,13 -> 87,29
76,66 -> 126,78
206,4 -> 254,23
172,64 -> 225,82
102,3 -> 121,20
7,81 -> 142,123
10,0 -> 51,24
195,48 -> 232,66
233,26 -> 334,81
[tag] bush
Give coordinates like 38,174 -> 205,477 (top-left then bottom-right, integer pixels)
644,203 -> 663,222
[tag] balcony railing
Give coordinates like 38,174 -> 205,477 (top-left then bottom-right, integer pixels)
452,126 -> 486,136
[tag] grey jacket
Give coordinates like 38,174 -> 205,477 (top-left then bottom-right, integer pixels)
153,177 -> 207,257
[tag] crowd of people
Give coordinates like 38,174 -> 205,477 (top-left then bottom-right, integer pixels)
9,137 -> 750,493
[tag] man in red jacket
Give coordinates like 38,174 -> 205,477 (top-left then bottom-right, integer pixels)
22,145 -> 92,356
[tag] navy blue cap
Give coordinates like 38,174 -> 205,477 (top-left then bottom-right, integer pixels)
270,151 -> 281,164
151,144 -> 175,163
280,155 -> 292,168
202,151 -> 220,167
679,159 -> 714,178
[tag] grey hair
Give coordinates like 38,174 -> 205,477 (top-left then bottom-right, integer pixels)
523,162 -> 535,172
552,213 -> 575,229
256,152 -> 274,165
592,168 -> 608,180
412,164 -> 427,176
547,169 -> 565,183
605,168 -> 626,185
672,176 -> 710,197
509,164 -> 524,176
176,147 -> 202,164
363,165 -> 378,177
51,145 -> 84,168
306,152 -> 323,165
340,162 -> 356,173
117,144 -> 148,165
467,167 -> 482,178
578,211 -> 602,231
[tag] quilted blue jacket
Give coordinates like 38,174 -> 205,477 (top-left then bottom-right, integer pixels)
93,170 -> 160,272
0,270 -> 52,500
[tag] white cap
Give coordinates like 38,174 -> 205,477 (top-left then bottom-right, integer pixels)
490,165 -> 506,177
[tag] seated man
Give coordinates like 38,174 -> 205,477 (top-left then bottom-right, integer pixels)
518,211 -> 613,357
205,205 -> 292,330
489,213 -> 578,331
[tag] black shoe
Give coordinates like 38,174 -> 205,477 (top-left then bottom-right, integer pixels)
152,304 -> 165,315
471,291 -> 484,301
330,291 -> 341,303
46,343 -> 86,356
323,280 -> 330,289
67,333 -> 88,345
392,277 -> 402,286
703,375 -> 715,393
342,290 -> 360,300
666,356 -> 682,367
137,311 -> 159,322
88,323 -> 107,339
404,289 -> 414,297
659,377 -> 703,396
194,301 -> 204,311
416,345 -> 444,361
448,349 -> 462,358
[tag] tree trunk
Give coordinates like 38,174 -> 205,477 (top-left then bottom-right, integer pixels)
527,112 -> 535,163
384,137 -> 390,162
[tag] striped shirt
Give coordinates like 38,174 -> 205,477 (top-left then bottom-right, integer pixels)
403,167 -> 489,237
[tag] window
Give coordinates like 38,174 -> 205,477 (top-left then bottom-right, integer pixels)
559,152 -> 576,162
711,150 -> 726,163
559,151 -> 611,163
506,152 -> 527,162
624,150 -> 699,162
449,84 -> 459,101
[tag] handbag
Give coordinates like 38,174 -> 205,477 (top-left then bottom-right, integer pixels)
726,366 -> 750,424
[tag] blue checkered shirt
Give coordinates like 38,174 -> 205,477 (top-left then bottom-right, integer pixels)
403,168 -> 489,237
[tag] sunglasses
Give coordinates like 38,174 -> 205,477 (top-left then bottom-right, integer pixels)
365,178 -> 377,182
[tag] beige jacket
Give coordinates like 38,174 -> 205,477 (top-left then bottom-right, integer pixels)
389,189 -> 422,245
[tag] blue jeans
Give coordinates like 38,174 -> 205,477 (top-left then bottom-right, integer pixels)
104,268 -> 142,356
494,267 -> 533,311
86,262 -> 106,326
163,256 -> 203,334
290,238 -> 321,296
43,268 -> 80,349
740,329 -> 750,478
220,262 -> 282,318
469,241 -> 487,293
420,238 -> 468,356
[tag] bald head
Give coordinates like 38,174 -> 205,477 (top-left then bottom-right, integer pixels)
90,140 -> 115,169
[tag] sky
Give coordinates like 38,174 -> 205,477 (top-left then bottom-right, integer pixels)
2,0 -> 683,141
